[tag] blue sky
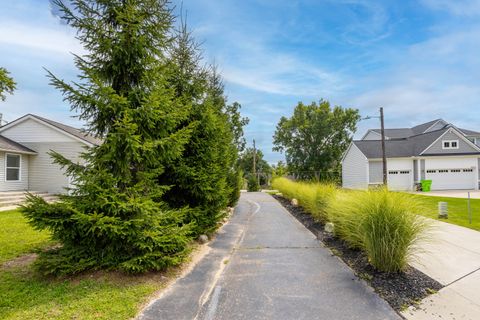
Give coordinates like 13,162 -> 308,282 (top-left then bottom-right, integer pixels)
1,1 -> 480,162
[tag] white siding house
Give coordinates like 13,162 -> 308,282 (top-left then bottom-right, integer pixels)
342,143 -> 368,189
0,114 -> 100,194
342,119 -> 480,191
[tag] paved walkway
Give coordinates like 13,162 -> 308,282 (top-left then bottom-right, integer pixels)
411,190 -> 480,199
402,219 -> 480,320
139,192 -> 399,320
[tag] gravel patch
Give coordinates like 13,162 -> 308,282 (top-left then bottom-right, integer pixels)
273,194 -> 443,311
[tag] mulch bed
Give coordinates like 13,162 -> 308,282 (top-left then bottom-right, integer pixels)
273,194 -> 443,311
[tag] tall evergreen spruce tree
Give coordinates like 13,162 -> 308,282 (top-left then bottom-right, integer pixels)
161,21 -> 242,235
22,0 -> 196,275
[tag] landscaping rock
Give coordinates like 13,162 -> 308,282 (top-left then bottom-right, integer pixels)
324,222 -> 335,234
198,235 -> 209,244
291,198 -> 298,206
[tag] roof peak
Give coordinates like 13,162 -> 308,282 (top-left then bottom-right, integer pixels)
2,114 -> 101,146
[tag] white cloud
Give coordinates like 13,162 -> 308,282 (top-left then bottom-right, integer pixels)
0,21 -> 83,55
347,24 -> 480,131
421,0 -> 480,16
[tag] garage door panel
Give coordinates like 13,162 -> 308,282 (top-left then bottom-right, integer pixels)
388,170 -> 412,191
426,168 -> 475,190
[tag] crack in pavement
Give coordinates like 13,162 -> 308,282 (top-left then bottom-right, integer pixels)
194,199 -> 261,320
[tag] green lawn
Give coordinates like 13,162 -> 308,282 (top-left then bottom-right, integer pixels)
0,209 -> 185,320
0,209 -> 53,264
411,194 -> 480,231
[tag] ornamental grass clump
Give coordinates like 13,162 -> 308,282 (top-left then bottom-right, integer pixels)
272,177 -> 337,222
311,183 -> 337,222
275,178 -> 429,272
326,190 -> 366,248
272,177 -> 298,199
327,188 -> 429,273
361,190 -> 429,272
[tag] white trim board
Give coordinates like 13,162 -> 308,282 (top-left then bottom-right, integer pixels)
5,153 -> 21,182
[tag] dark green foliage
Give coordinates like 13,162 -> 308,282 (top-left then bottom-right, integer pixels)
238,148 -> 271,177
238,147 -> 271,186
273,99 -> 360,180
21,0 -> 196,275
226,102 -> 249,153
21,0 -> 247,275
0,67 -> 16,101
159,21 -> 245,235
22,194 -> 191,275
272,161 -> 288,177
247,175 -> 260,192
227,168 -> 243,206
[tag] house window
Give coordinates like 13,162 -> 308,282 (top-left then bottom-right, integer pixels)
442,140 -> 459,149
5,154 -> 21,181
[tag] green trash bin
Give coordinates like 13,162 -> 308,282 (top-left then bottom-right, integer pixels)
421,179 -> 432,192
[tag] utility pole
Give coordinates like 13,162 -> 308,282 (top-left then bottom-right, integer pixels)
380,107 -> 387,186
253,139 -> 257,178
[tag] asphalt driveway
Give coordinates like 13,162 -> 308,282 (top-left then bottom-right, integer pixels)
138,192 -> 399,320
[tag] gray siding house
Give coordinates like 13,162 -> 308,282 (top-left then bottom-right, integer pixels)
0,114 -> 100,194
342,119 -> 480,191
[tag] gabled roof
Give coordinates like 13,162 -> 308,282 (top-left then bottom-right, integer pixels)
367,119 -> 480,140
354,127 -> 480,159
30,115 -> 102,145
0,114 -> 102,146
371,128 -> 413,139
411,119 -> 445,135
0,135 -> 37,154
459,128 -> 480,136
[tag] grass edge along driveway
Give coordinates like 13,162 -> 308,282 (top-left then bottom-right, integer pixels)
0,209 -> 192,320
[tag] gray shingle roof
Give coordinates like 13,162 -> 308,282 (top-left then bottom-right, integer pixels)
354,128 -> 467,159
368,119 -> 480,140
30,114 -> 102,145
371,128 -> 413,139
357,119 -> 480,159
0,135 -> 36,154
411,119 -> 444,135
459,128 -> 480,136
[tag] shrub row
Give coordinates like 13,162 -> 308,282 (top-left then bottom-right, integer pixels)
272,177 -> 429,273
272,178 -> 336,223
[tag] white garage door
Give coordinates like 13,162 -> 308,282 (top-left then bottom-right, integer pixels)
426,168 -> 475,190
388,170 -> 412,190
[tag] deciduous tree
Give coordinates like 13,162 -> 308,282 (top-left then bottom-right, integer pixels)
0,67 -> 16,101
273,100 -> 360,180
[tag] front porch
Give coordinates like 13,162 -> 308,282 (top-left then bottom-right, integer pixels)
0,191 -> 58,211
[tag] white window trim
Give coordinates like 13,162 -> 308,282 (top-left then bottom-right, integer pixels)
5,153 -> 21,182
442,140 -> 459,150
